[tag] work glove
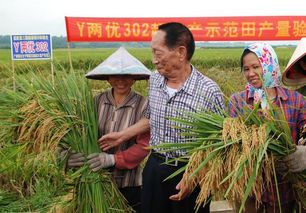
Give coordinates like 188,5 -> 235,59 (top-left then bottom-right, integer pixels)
67,152 -> 86,168
283,145 -> 306,173
87,152 -> 115,172
57,147 -> 85,169
57,146 -> 68,162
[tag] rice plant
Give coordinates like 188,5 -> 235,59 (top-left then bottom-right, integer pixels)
0,70 -> 132,212
153,104 -> 305,212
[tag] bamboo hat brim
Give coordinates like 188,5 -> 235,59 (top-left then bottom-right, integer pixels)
282,38 -> 306,86
85,47 -> 151,80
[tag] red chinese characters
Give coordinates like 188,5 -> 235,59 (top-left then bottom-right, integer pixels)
65,16 -> 306,42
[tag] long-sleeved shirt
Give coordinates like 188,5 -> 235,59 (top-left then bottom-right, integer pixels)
228,86 -> 306,205
145,66 -> 225,157
95,89 -> 150,188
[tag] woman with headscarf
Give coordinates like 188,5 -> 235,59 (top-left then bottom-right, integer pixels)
228,43 -> 306,213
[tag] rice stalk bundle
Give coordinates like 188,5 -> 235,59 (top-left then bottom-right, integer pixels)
0,71 -> 132,212
0,142 -> 68,212
154,104 -> 305,212
0,78 -> 68,212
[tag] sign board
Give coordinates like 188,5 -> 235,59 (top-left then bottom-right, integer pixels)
65,16 -> 306,42
11,34 -> 52,60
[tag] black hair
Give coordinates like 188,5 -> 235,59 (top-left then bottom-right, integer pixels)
240,49 -> 253,71
293,55 -> 306,73
158,22 -> 195,61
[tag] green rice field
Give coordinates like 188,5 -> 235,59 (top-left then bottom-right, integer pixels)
0,47 -> 295,98
0,46 -> 299,212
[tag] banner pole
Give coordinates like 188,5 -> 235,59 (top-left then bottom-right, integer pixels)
51,59 -> 55,88
50,34 -> 55,88
12,60 -> 16,91
67,42 -> 73,71
10,35 -> 16,91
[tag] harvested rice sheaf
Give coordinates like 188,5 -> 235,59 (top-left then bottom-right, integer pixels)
154,107 -> 305,212
0,71 -> 132,212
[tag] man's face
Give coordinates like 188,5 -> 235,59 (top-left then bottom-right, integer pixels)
151,30 -> 181,78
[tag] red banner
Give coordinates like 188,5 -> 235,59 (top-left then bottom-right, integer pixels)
65,16 -> 306,42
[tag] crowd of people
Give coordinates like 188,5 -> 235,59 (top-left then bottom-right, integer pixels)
63,22 -> 305,213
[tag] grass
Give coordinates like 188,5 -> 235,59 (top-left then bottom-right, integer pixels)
0,47 -> 295,99
0,47 -> 294,68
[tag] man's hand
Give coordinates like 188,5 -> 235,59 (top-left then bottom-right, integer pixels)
283,145 -> 306,172
98,118 -> 150,151
87,152 -> 115,172
169,180 -> 190,201
98,132 -> 125,151
67,152 -> 86,168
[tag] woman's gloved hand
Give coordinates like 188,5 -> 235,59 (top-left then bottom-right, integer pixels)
283,145 -> 306,173
57,147 -> 85,169
67,152 -> 86,168
87,152 -> 115,172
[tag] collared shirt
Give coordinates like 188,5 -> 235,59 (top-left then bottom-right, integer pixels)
95,89 -> 149,188
229,87 -> 306,144
228,86 -> 306,204
146,66 -> 225,157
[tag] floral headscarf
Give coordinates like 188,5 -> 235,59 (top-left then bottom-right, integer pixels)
243,43 -> 281,109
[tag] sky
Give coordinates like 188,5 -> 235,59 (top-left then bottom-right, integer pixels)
1,0 -> 306,37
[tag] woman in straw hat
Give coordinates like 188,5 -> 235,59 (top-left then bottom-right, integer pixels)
282,38 -> 306,95
66,47 -> 151,212
228,42 -> 306,213
281,37 -> 306,212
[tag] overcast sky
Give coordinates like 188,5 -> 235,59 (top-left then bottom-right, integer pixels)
1,0 -> 305,36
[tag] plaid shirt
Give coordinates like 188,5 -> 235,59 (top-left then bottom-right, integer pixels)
146,66 -> 225,157
228,86 -> 306,205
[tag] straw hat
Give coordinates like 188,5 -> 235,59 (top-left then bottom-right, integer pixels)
282,38 -> 306,87
86,47 -> 151,80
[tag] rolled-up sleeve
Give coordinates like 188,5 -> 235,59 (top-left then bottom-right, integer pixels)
114,131 -> 150,169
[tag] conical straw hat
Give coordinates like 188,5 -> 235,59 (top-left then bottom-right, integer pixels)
86,47 -> 151,80
282,38 -> 306,86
